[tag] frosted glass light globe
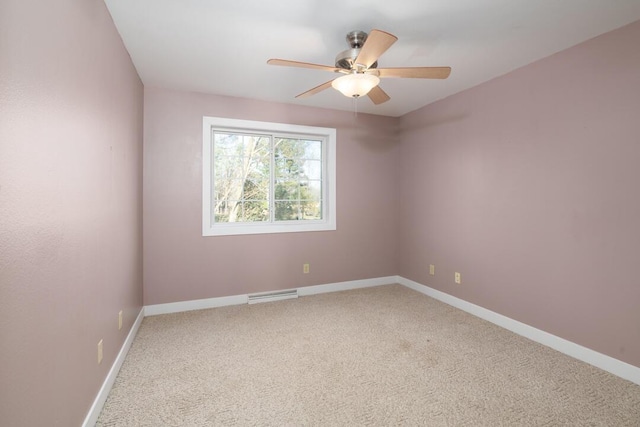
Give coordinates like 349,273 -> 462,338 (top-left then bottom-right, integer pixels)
331,73 -> 380,98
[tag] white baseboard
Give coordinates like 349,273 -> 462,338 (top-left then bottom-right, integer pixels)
82,307 -> 145,427
145,276 -> 396,316
297,276 -> 396,296
145,294 -> 247,316
396,276 -> 640,386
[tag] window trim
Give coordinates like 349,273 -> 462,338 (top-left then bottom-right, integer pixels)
202,116 -> 336,236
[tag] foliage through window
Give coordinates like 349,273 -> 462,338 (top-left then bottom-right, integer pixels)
203,117 -> 336,236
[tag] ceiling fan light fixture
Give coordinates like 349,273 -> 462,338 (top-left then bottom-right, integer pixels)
331,73 -> 380,98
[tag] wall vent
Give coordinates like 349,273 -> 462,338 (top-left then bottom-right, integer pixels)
247,289 -> 298,305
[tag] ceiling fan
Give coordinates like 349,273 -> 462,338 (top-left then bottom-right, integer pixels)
267,29 -> 451,105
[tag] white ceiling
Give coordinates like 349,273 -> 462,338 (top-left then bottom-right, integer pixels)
104,0 -> 640,117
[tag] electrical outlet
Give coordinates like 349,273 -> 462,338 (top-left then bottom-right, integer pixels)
455,272 -> 461,284
429,264 -> 435,275
118,310 -> 123,330
303,263 -> 310,274
98,339 -> 103,364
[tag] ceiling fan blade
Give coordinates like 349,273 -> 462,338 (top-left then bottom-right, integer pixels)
367,85 -> 390,105
354,29 -> 398,69
375,67 -> 452,79
267,59 -> 339,73
295,80 -> 335,98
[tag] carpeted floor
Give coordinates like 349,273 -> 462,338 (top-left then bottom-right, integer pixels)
97,284 -> 640,426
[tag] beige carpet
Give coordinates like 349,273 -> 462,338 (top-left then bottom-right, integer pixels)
97,284 -> 640,426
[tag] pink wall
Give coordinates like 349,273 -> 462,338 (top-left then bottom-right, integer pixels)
2,2 -> 636,422
0,0 -> 143,425
143,88 -> 400,304
398,21 -> 640,368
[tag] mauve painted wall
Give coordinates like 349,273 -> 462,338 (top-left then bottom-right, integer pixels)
144,88 -> 399,305
0,0 -> 143,425
398,20 -> 640,368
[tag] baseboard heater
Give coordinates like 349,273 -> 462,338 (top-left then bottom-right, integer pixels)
247,289 -> 298,304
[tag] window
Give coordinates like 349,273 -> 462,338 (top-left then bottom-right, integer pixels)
203,117 -> 336,236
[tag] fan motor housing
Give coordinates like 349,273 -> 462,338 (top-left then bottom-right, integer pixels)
335,30 -> 378,70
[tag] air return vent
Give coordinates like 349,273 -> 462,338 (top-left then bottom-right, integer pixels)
247,289 -> 298,305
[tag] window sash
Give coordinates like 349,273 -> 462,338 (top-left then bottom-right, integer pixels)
211,131 -> 326,225
203,117 -> 336,236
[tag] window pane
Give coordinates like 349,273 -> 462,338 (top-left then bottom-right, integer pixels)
215,200 -> 269,223
300,180 -> 322,203
275,181 -> 299,200
213,132 -> 270,223
300,201 -> 322,220
273,138 -> 322,222
275,138 -> 307,180
214,200 -> 241,223
214,133 -> 240,156
274,200 -> 322,222
247,144 -> 270,179
214,155 -> 244,181
303,140 -> 322,160
241,201 -> 269,222
275,157 -> 302,180
213,180 -> 243,223
243,177 -> 268,200
302,160 -> 321,180
275,138 -> 305,158
274,201 -> 300,221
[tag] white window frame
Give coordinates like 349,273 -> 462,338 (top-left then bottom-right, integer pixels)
202,116 -> 336,236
